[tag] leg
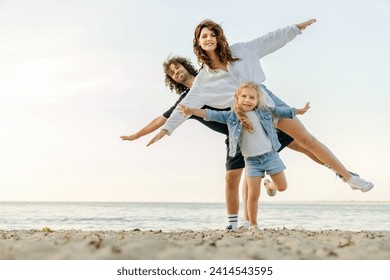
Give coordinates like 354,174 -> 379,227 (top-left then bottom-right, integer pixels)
266,86 -> 373,192
246,176 -> 262,226
225,168 -> 243,228
277,128 -> 324,165
242,177 -> 249,222
287,140 -> 325,165
268,171 -> 288,192
277,117 -> 351,180
225,139 -> 246,228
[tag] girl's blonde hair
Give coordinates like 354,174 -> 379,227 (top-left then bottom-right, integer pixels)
234,81 -> 267,132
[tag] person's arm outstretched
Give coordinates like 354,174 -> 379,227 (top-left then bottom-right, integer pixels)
147,85 -> 205,147
245,18 -> 316,59
147,129 -> 168,146
147,105 -> 206,147
295,102 -> 311,115
179,104 -> 206,119
272,102 -> 311,119
296,19 -> 316,31
182,105 -> 230,125
120,116 -> 167,141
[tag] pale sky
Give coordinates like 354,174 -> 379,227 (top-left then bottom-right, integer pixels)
1,0 -> 389,203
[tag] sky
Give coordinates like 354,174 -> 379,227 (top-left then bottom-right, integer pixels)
0,0 -> 389,203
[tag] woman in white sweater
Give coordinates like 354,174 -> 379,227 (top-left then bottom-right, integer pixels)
148,18 -> 373,193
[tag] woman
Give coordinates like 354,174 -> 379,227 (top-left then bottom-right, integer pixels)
148,18 -> 373,193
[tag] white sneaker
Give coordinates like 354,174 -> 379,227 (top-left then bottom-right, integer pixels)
264,179 -> 276,197
325,164 -> 360,182
249,225 -> 261,233
240,220 -> 250,229
347,176 -> 374,192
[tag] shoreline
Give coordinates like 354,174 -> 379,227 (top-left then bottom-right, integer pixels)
1,228 -> 389,260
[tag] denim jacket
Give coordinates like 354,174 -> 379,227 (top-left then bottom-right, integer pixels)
205,106 -> 296,157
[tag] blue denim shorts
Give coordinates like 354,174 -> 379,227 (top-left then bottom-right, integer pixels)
245,151 -> 285,177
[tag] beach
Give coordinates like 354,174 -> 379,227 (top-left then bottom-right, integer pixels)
1,228 -> 389,260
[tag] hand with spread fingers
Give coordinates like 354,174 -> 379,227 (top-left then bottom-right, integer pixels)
147,129 -> 168,147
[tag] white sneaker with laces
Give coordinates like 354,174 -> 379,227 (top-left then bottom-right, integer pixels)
347,176 -> 374,192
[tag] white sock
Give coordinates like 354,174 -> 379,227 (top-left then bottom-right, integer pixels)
227,214 -> 238,229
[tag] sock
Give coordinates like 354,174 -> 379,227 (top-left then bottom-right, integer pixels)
227,214 -> 238,229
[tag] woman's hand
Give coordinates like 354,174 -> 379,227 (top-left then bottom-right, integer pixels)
296,19 -> 317,30
147,129 -> 168,146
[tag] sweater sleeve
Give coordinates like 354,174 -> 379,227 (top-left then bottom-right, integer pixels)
161,86 -> 205,135
241,25 -> 302,59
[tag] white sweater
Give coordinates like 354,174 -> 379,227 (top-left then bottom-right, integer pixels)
162,25 -> 302,135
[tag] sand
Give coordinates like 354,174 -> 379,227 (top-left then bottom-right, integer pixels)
1,228 -> 389,260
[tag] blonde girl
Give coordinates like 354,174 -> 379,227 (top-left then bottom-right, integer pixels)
180,81 -> 310,231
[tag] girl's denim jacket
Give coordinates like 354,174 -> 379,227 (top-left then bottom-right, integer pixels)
205,106 -> 296,157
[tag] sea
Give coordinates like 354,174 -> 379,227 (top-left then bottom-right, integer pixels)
1,201 -> 389,232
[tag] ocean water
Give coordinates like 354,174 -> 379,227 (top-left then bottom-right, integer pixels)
0,201 -> 389,232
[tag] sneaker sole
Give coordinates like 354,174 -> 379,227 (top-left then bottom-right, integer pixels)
267,189 -> 276,197
361,184 -> 374,192
351,183 -> 374,192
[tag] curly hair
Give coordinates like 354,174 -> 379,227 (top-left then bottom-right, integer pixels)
163,55 -> 198,95
234,81 -> 268,133
193,19 -> 239,69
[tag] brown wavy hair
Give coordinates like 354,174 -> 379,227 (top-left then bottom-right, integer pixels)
193,19 -> 239,69
234,81 -> 267,133
163,55 -> 198,94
